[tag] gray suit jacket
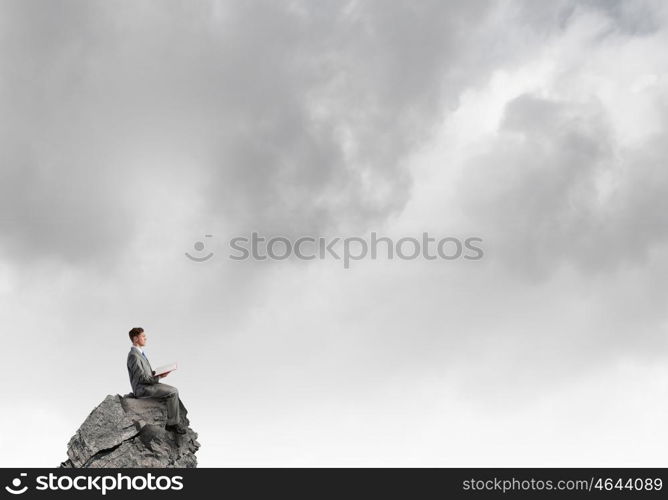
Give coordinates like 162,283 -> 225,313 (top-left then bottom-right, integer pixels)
127,347 -> 159,396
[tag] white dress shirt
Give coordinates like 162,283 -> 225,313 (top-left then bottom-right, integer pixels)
132,345 -> 146,358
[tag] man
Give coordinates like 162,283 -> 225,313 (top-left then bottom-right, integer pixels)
127,327 -> 186,434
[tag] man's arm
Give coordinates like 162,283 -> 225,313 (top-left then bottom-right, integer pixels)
128,354 -> 159,385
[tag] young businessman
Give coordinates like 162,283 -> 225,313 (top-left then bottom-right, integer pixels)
127,327 -> 186,434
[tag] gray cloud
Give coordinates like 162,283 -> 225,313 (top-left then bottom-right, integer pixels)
516,0 -> 664,37
583,0 -> 663,35
2,0 -> 663,266
167,0 -> 499,236
459,94 -> 614,279
0,0 -> 503,268
459,90 -> 668,280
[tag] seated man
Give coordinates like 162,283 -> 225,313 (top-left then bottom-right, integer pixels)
127,327 -> 186,434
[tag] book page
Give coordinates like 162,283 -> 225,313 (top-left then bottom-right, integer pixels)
153,362 -> 177,376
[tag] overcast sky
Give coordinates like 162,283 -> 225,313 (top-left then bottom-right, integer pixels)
1,0 -> 668,466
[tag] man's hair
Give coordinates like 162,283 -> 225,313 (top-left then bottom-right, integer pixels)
129,327 -> 144,342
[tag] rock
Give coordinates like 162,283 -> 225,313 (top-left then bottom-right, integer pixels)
60,394 -> 200,468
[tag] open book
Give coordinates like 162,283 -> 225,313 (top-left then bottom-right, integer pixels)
152,362 -> 177,376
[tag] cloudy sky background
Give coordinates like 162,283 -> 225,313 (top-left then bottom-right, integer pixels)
1,0 -> 668,466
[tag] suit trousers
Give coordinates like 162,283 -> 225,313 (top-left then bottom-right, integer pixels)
135,383 -> 181,426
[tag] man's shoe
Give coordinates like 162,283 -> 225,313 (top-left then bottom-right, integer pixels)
166,424 -> 187,435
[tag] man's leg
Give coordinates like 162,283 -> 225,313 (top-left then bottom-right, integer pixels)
140,383 -> 181,426
161,384 -> 181,426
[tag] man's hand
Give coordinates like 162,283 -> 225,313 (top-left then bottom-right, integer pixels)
159,372 -> 169,378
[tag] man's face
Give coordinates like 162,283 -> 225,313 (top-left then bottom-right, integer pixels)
133,332 -> 147,347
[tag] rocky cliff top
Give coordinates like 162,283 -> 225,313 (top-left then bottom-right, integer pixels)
60,394 -> 200,468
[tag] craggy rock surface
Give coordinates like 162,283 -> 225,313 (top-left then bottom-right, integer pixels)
60,394 -> 199,468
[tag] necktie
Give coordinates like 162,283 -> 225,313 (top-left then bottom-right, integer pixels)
142,351 -> 148,361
